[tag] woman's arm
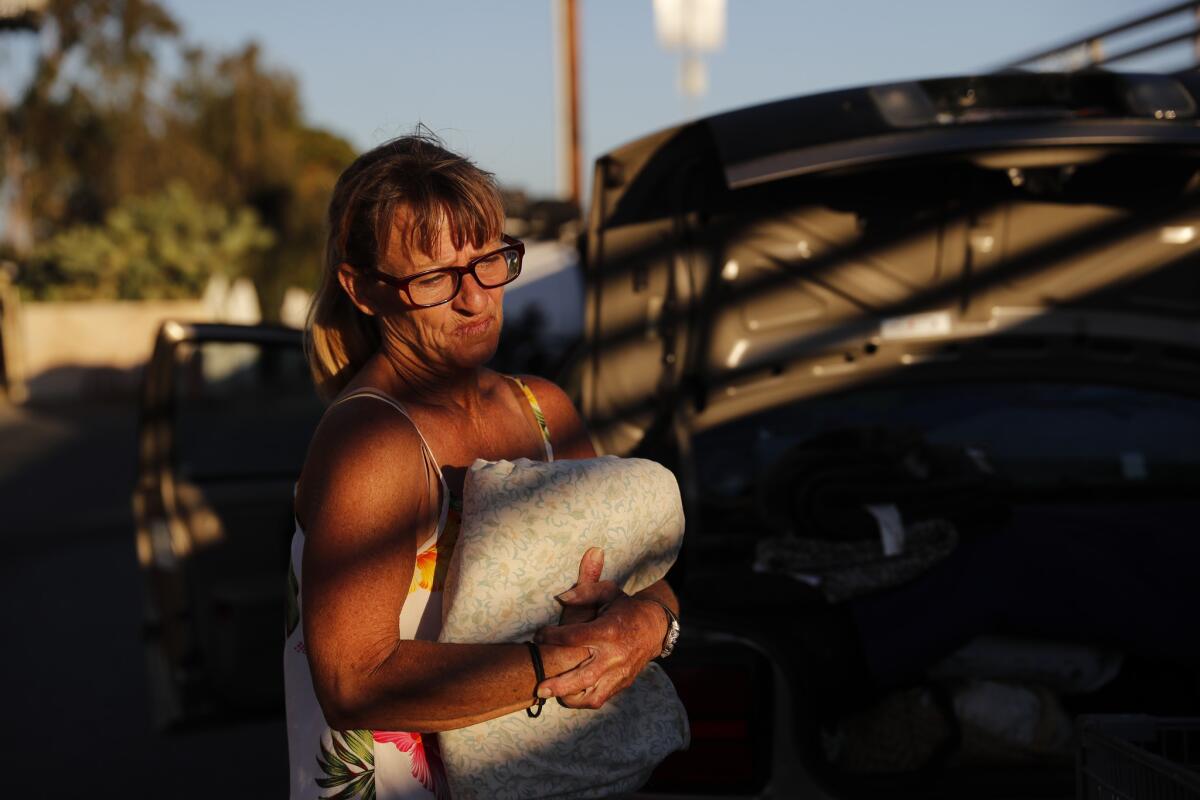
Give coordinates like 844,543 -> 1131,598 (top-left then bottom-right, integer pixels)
297,402 -> 589,732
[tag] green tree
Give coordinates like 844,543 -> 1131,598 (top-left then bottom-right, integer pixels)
4,0 -> 357,317
23,181 -> 274,301
2,0 -> 182,241
168,43 -> 357,316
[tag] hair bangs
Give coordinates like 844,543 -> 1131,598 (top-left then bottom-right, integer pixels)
386,173 -> 505,266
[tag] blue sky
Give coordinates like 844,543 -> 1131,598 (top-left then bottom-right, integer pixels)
3,1 -> 1185,196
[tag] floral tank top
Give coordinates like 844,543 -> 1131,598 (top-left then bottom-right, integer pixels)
284,378 -> 554,800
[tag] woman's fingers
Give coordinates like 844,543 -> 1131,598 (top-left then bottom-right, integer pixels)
533,594 -> 661,709
554,683 -> 607,710
542,660 -> 636,710
534,554 -> 661,710
577,546 -> 604,584
554,547 -> 607,625
535,644 -> 597,706
536,653 -> 606,702
556,580 -> 620,626
556,580 -> 622,608
556,604 -> 595,626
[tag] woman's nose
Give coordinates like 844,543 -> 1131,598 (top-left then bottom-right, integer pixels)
454,272 -> 491,311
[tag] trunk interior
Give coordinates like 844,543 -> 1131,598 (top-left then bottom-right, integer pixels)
674,373 -> 1200,798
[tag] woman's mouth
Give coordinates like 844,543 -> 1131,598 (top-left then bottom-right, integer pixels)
454,317 -> 494,338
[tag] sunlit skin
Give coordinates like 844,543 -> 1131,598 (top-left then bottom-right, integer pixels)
295,210 -> 679,732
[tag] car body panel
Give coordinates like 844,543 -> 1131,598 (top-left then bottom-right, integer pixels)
579,73 -> 1200,455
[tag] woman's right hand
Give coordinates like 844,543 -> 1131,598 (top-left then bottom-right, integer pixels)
548,548 -> 618,708
544,546 -> 667,710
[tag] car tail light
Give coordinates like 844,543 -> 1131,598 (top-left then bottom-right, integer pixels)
642,641 -> 774,795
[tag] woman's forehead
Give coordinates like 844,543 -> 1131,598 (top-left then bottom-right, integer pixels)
383,211 -> 498,273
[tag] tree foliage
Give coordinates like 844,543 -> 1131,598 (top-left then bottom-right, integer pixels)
23,181 -> 274,301
3,0 -> 357,312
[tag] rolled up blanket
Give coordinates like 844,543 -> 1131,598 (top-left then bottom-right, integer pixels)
437,455 -> 690,800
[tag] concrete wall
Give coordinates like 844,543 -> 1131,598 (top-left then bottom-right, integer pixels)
2,276 -> 268,402
17,299 -> 213,401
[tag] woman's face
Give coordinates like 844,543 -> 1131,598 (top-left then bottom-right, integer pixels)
373,218 -> 506,372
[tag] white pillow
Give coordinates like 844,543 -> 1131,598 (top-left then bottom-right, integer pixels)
437,456 -> 690,800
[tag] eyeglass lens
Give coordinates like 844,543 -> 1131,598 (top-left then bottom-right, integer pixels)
407,247 -> 522,306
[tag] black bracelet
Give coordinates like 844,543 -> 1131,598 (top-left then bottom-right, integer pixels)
525,641 -> 546,718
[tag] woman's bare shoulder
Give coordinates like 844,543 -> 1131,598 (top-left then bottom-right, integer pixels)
296,395 -> 432,538
512,373 -> 568,400
515,375 -> 597,459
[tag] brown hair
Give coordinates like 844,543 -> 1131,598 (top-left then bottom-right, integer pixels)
305,131 -> 505,401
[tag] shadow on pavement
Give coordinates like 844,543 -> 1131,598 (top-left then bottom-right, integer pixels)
0,399 -> 287,797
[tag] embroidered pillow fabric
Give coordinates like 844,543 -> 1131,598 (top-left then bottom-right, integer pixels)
437,456 -> 690,800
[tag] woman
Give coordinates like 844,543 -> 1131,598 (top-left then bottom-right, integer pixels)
284,134 -> 680,800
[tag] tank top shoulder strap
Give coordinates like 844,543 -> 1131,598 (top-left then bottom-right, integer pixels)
328,388 -> 449,548
508,377 -> 554,462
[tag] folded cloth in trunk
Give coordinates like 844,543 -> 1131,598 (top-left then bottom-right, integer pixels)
758,427 -> 1009,541
930,635 -> 1124,694
754,518 -> 958,603
437,456 -> 690,800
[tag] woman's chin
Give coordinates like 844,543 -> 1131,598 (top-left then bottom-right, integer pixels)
450,334 -> 501,370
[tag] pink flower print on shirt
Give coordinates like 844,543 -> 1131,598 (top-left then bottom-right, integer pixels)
373,730 -> 450,798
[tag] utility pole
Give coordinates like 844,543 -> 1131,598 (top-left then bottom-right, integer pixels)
555,0 -> 583,210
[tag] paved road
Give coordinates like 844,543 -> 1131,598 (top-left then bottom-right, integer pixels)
0,401 -> 287,797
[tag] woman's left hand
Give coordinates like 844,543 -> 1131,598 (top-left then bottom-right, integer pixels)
533,553 -> 668,709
